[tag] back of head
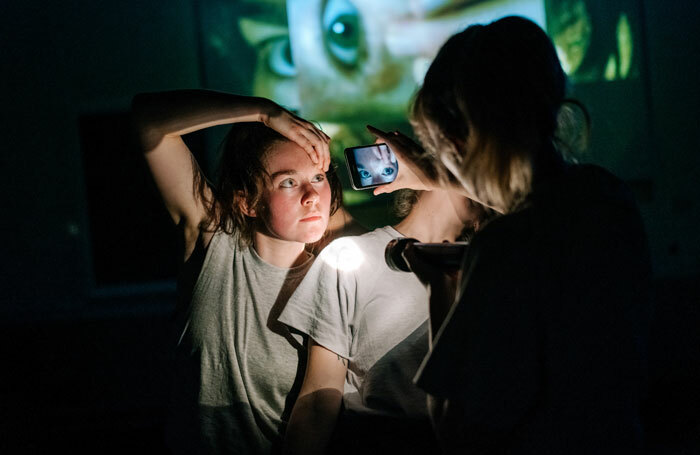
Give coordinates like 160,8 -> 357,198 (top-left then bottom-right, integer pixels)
412,16 -> 567,212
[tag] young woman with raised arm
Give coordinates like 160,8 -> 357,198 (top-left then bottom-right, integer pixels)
132,89 -> 342,454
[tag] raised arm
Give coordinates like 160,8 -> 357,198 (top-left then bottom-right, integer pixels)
131,90 -> 331,256
284,340 -> 347,455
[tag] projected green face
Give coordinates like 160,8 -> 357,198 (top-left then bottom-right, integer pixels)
546,0 -> 637,82
238,0 -> 546,121
285,0 -> 547,122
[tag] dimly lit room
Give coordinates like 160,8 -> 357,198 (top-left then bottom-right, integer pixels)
1,0 -> 699,453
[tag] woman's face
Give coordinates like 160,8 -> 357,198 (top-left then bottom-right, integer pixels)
259,141 -> 332,244
353,144 -> 398,186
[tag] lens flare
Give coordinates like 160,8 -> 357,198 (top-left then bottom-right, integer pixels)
320,237 -> 365,271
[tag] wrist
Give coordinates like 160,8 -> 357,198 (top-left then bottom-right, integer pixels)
254,97 -> 276,125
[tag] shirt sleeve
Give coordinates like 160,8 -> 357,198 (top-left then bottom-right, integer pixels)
278,239 -> 360,359
415,223 -> 540,431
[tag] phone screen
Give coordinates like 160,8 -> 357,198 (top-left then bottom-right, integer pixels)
344,143 -> 399,190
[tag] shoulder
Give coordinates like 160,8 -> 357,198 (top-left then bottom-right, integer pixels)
316,226 -> 397,270
567,165 -> 643,233
195,228 -> 246,265
525,163 -> 643,233
316,236 -> 366,272
470,209 -> 531,255
547,164 -> 636,209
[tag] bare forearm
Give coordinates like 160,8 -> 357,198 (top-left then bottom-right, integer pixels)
284,389 -> 342,455
131,89 -> 272,150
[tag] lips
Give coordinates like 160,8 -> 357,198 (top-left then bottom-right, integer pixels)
300,214 -> 322,222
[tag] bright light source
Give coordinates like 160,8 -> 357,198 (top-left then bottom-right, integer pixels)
320,237 -> 365,272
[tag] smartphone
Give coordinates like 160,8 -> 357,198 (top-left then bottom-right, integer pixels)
344,143 -> 399,190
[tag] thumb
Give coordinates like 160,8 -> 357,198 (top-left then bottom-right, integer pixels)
373,181 -> 399,196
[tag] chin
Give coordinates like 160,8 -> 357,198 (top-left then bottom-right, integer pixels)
298,225 -> 327,244
276,228 -> 325,245
301,231 -> 325,244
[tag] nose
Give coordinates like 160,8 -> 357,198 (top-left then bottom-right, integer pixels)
301,183 -> 320,206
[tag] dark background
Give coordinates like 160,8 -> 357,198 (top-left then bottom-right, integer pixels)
0,0 -> 698,453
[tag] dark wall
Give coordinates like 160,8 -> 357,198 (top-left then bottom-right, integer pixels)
640,0 -> 700,278
0,0 -> 200,321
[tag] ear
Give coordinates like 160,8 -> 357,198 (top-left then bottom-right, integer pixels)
236,191 -> 256,218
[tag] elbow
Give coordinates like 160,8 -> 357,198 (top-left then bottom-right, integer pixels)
131,93 -> 162,152
284,388 -> 343,455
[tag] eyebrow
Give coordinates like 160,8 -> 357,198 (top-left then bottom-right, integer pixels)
270,169 -> 298,180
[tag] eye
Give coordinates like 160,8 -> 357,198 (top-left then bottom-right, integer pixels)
237,18 -> 296,78
266,37 -> 297,77
279,178 -> 296,188
312,173 -> 326,183
322,0 -> 363,67
381,167 -> 395,177
358,169 -> 371,179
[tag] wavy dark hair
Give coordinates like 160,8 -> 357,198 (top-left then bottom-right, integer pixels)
411,16 -> 571,213
195,122 -> 342,246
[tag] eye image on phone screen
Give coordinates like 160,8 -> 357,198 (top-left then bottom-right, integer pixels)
344,143 -> 399,190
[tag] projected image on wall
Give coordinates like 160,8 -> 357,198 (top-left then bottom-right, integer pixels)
546,0 -> 639,83
200,0 -> 647,226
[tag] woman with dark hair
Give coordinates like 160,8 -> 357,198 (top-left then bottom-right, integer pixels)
368,16 -> 651,454
132,90 -> 343,453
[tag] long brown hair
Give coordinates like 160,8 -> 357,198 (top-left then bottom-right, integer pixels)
195,122 -> 342,246
411,16 -> 569,213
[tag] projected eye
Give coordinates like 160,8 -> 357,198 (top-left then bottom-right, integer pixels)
267,37 -> 297,77
358,169 -> 371,179
322,0 -> 362,67
381,167 -> 395,177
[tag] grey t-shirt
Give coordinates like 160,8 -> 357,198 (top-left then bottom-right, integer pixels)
279,226 -> 430,418
168,230 -> 312,454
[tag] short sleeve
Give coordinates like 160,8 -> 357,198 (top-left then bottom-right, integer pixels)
278,238 -> 362,359
415,223 -> 540,430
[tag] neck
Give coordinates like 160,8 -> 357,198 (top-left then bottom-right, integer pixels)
393,190 -> 466,243
252,231 -> 308,268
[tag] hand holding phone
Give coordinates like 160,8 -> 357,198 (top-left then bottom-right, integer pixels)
365,125 -> 436,195
344,143 -> 399,190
